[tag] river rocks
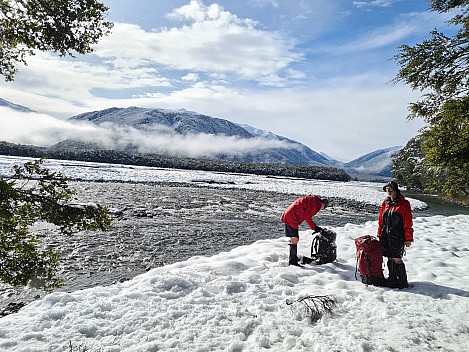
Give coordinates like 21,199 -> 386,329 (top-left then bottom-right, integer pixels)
0,181 -> 377,317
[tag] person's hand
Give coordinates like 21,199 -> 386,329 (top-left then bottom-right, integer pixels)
404,241 -> 412,247
313,226 -> 322,233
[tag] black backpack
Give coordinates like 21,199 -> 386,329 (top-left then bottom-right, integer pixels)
306,229 -> 337,264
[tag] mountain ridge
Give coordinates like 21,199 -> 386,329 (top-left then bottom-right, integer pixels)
0,98 -> 35,113
69,107 -> 332,166
1,99 -> 399,180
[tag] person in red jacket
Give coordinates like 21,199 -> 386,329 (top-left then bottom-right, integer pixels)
377,181 -> 414,289
280,195 -> 329,266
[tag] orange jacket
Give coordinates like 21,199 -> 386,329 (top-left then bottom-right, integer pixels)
377,194 -> 414,242
280,195 -> 322,230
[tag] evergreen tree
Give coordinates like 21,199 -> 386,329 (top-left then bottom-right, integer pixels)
421,97 -> 469,199
0,159 -> 112,290
1,0 -> 113,81
392,136 -> 441,194
394,0 -> 469,202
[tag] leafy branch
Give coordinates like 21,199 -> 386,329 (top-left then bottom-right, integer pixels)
0,159 -> 112,290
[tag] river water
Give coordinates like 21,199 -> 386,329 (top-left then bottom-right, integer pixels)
1,181 -> 466,316
406,193 -> 469,217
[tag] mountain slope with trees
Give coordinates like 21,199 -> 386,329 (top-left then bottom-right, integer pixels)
69,107 -> 333,166
0,99 -> 398,180
0,141 -> 351,182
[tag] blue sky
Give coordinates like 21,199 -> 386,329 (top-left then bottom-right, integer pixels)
0,0 -> 455,161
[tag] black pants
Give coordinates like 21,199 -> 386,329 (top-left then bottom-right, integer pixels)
380,229 -> 404,258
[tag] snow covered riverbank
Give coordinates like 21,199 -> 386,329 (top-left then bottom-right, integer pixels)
0,155 -> 428,210
2,155 -> 466,351
1,214 -> 468,351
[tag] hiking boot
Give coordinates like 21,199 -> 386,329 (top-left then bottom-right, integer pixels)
289,244 -> 302,266
386,278 -> 400,288
394,261 -> 409,289
387,260 -> 396,280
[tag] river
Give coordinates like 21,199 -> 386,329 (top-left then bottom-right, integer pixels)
406,192 -> 469,217
0,180 -> 467,317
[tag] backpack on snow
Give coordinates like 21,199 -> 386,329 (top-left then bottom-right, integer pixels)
354,235 -> 387,287
310,229 -> 337,264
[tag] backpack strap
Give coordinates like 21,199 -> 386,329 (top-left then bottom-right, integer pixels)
355,252 -> 359,280
311,235 -> 319,260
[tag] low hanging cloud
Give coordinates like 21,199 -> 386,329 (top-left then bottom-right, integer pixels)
0,108 -> 296,159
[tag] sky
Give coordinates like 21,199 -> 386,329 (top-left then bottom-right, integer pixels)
0,157 -> 468,351
0,0 -> 457,161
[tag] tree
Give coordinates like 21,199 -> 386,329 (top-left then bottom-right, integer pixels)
0,159 -> 112,290
391,136 -> 442,194
1,0 -> 113,81
392,137 -> 427,192
422,96 -> 469,169
393,0 -> 469,202
394,0 -> 469,119
420,97 -> 469,198
1,1 -> 113,288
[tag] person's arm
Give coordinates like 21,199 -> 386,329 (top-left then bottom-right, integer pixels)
403,201 -> 414,244
306,218 -> 317,231
305,196 -> 321,231
377,203 -> 384,236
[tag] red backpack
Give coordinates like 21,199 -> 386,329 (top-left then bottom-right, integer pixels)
355,235 -> 387,287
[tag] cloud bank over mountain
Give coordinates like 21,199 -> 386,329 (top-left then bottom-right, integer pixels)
0,107 -> 299,160
0,100 -> 399,178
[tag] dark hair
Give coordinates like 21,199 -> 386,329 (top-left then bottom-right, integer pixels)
321,198 -> 330,208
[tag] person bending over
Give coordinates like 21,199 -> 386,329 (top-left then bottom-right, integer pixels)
280,195 -> 329,266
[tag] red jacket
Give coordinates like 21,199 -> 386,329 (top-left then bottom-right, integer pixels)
377,194 -> 414,242
280,195 -> 322,230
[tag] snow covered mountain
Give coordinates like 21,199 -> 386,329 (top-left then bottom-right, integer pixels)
237,123 -> 399,178
69,107 -> 332,165
0,98 -> 35,113
70,107 -> 253,138
344,146 -> 402,179
0,98 -> 399,178
236,123 -> 331,165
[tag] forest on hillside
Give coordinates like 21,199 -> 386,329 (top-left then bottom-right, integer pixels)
0,141 -> 351,182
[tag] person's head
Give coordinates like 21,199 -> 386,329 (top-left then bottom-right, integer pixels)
320,198 -> 329,210
383,181 -> 400,199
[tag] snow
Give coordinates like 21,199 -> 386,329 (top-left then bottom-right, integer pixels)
1,155 -> 468,352
0,155 -> 428,210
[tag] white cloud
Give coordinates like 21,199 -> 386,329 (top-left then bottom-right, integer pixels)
181,73 -> 200,82
0,1 -> 303,113
321,11 -> 450,55
353,0 -> 397,8
0,108 -> 297,159
91,2 -> 302,85
0,108 -> 98,146
0,51 -> 172,108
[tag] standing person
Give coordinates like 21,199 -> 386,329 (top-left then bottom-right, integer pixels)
280,195 -> 329,266
378,181 -> 414,289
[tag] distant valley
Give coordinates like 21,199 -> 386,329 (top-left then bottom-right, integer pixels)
0,100 -> 401,181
